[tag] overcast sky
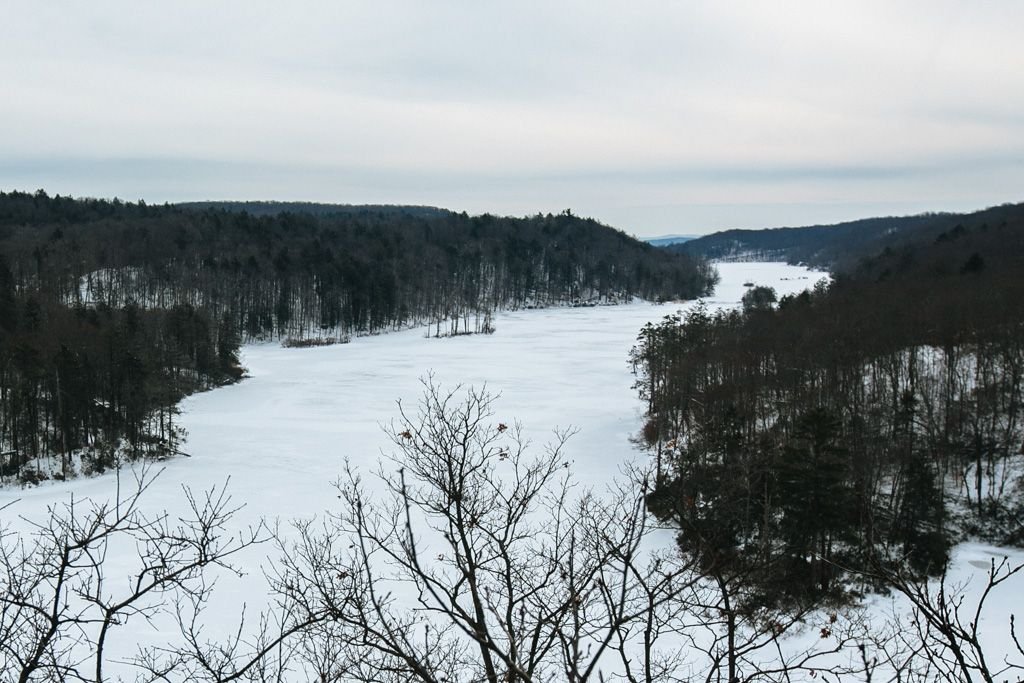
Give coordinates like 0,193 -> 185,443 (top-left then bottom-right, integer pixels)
2,2 -> 1022,236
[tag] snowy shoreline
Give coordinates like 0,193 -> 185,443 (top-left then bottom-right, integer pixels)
3,262 -> 1020,679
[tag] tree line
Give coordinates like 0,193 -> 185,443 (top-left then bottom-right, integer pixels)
673,201 -> 1024,271
0,190 -> 716,484
1,191 -> 715,340
632,210 -> 1024,612
0,284 -> 243,484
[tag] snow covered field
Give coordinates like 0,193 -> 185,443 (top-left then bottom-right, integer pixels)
3,262 -> 1021,678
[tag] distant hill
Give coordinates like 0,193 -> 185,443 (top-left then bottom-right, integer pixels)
177,200 -> 451,220
645,234 -> 699,248
673,202 -> 1024,270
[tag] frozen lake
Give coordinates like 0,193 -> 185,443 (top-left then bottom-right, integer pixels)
177,261 -> 828,500
3,263 -> 827,514
4,261 -> 1019,679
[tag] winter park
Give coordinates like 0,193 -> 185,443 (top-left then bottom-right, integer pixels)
3,3 -> 1024,681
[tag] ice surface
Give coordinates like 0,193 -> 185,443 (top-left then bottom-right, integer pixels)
3,262 -> 1020,679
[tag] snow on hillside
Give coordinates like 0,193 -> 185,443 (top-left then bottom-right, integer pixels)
3,262 -> 1020,679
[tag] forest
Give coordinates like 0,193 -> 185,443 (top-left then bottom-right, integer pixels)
674,201 -> 1024,270
0,189 -> 716,485
633,203 -> 1024,610
176,200 -> 452,219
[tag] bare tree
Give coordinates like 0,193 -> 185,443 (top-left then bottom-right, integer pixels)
2,383 -> 933,683
0,467 -> 270,683
259,380 -> 701,683
865,553 -> 1024,683
264,381 -> 877,683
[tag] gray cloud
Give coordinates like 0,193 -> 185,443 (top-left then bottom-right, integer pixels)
2,1 -> 1022,235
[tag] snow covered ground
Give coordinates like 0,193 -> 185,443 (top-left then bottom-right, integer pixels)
3,262 -> 1021,679
7,262 -> 822,506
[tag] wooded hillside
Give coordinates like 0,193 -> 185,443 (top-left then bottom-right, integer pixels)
674,201 -> 1024,270
176,200 -> 451,219
0,190 -> 716,484
634,208 -> 1024,607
